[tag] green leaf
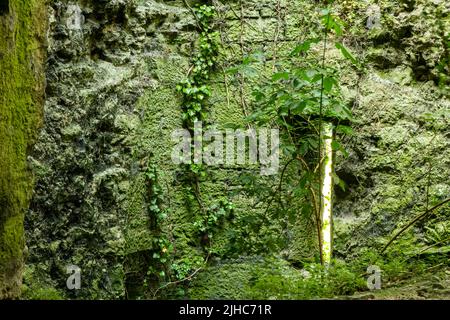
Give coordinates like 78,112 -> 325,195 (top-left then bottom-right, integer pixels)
291,100 -> 307,114
311,73 -> 323,84
149,204 -> 160,212
321,12 -> 344,36
290,38 -> 320,56
272,72 -> 290,81
227,67 -> 239,75
333,173 -> 347,191
335,42 -> 358,66
299,140 -> 309,155
306,69 -> 319,80
331,18 -> 343,36
336,125 -> 354,135
331,140 -> 349,158
331,140 -> 342,151
307,137 -> 318,149
323,76 -> 337,92
281,144 -> 296,156
241,66 -> 259,78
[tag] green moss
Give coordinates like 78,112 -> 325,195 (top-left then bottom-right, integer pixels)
188,257 -> 368,300
20,265 -> 64,300
18,0 -> 449,300
0,0 -> 46,299
21,286 -> 64,300
188,258 -> 289,299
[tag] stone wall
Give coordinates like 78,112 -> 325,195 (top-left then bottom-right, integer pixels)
22,0 -> 449,299
0,0 -> 47,299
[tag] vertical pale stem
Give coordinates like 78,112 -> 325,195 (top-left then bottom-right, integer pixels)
320,122 -> 334,264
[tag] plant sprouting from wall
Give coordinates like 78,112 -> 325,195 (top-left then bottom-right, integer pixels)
144,164 -> 173,281
148,3 -> 236,296
176,4 -> 219,130
230,0 -> 361,264
193,199 -> 234,251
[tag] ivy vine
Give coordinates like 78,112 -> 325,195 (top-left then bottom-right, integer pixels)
144,164 -> 173,281
228,1 -> 361,263
176,4 -> 219,129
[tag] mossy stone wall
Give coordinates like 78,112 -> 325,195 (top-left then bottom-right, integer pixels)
22,0 -> 449,299
0,0 -> 46,299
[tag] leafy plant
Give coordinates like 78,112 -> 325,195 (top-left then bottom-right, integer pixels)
194,199 -> 234,243
230,2 -> 360,263
247,259 -> 366,299
144,164 -> 173,281
176,4 -> 235,253
171,256 -> 205,281
424,222 -> 450,246
176,4 -> 219,129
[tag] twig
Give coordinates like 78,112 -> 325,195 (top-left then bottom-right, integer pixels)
263,157 -> 296,217
309,185 -> 323,260
183,0 -> 202,30
152,254 -> 210,299
381,198 -> 450,253
415,236 -> 450,256
221,66 -> 231,109
272,0 -> 283,71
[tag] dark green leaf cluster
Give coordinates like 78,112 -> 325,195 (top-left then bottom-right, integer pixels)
176,5 -> 219,128
144,164 -> 173,280
194,199 -> 234,239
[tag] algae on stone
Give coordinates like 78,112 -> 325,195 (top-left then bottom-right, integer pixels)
0,0 -> 47,299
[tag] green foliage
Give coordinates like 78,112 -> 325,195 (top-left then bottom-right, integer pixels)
190,238 -> 444,300
348,238 -> 434,284
171,256 -> 204,281
143,164 -> 173,281
176,3 -> 234,253
21,286 -> 64,300
437,35 -> 450,90
246,243 -> 436,299
247,9 -> 356,128
175,3 -> 219,180
194,199 -> 234,241
21,266 -> 64,300
229,6 -> 360,262
424,221 -> 450,247
176,4 -> 219,128
145,165 -> 167,223
243,8 -> 358,159
247,260 -> 367,299
148,4 -> 235,296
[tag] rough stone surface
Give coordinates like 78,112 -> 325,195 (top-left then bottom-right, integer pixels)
0,0 -> 47,299
21,0 -> 449,299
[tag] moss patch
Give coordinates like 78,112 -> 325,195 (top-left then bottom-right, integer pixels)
0,0 -> 46,299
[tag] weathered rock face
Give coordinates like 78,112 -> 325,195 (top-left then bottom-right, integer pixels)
26,0 -> 191,299
22,0 -> 448,299
333,73 -> 450,256
333,0 -> 450,258
0,0 -> 47,299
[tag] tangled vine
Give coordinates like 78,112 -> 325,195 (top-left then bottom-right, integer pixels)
176,4 -> 219,130
176,4 -> 234,253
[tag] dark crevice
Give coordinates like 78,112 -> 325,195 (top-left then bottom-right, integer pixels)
0,0 -> 9,15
